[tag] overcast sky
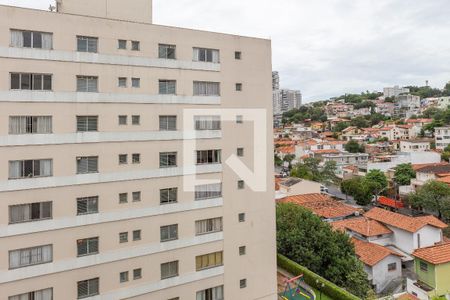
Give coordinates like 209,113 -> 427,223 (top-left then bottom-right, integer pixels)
2,0 -> 450,102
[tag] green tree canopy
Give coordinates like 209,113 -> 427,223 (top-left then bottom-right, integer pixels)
365,169 -> 388,195
341,177 -> 372,205
290,158 -> 337,184
394,163 -> 416,186
333,122 -> 350,133
350,116 -> 369,128
407,181 -> 450,220
276,203 -> 370,298
345,140 -> 365,153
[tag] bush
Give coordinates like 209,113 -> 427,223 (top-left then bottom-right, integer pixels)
277,254 -> 360,300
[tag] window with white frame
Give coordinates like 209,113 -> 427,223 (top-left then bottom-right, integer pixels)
9,116 -> 52,134
161,261 -> 178,279
9,159 -> 52,179
10,29 -> 53,49
76,76 -> 98,92
196,285 -> 224,300
9,244 -> 52,269
77,196 -> 98,215
76,116 -> 98,132
159,152 -> 177,168
194,116 -> 221,130
159,44 -> 176,59
193,81 -> 220,96
10,73 -> 52,90
76,156 -> 98,174
8,288 -> 53,300
193,47 -> 220,63
195,251 -> 223,271
9,201 -> 52,224
160,224 -> 178,242
159,116 -> 177,131
160,187 -> 177,204
77,278 -> 99,299
195,183 -> 222,200
196,150 -> 221,164
159,80 -> 176,95
77,237 -> 99,256
77,36 -> 98,53
195,217 -> 223,235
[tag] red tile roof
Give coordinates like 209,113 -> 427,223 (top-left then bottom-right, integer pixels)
311,149 -> 341,154
364,207 -> 448,233
412,242 -> 450,265
406,118 -> 433,124
278,193 -> 360,219
331,217 -> 392,237
396,294 -> 419,300
412,162 -> 449,171
352,238 -> 402,266
277,146 -> 295,154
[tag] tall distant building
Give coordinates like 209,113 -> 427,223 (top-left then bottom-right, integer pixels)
383,86 -> 410,98
272,71 -> 280,90
272,72 -> 302,115
0,0 -> 277,299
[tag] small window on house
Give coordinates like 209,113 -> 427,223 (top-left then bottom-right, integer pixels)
420,261 -> 428,272
120,271 -> 129,283
235,51 -> 242,60
240,279 -> 247,288
118,115 -> 127,125
131,78 -> 140,88
236,83 -> 242,91
387,262 -> 397,271
160,224 -> 178,242
159,44 -> 176,59
131,41 -> 140,51
119,232 -> 128,243
239,246 -> 246,255
118,77 -> 127,88
132,153 -> 141,164
133,230 -> 141,241
77,36 -> 98,53
133,268 -> 142,280
238,213 -> 245,222
132,115 -> 140,125
238,180 -> 245,189
118,39 -> 127,49
237,148 -> 244,157
119,154 -> 128,165
132,191 -> 141,202
236,115 -> 243,124
119,193 -> 128,204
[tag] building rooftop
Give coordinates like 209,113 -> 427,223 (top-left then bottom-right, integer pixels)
415,163 -> 450,174
352,238 -> 402,267
412,242 -> 450,265
396,293 -> 419,300
331,217 -> 392,237
364,207 -> 448,233
279,178 -> 302,187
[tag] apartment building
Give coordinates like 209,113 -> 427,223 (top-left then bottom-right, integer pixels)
0,1 -> 277,299
383,86 -> 410,98
435,127 -> 450,150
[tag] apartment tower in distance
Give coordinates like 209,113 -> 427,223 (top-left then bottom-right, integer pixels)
0,0 -> 277,299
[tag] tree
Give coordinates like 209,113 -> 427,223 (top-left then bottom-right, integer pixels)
341,177 -> 372,205
333,122 -> 349,133
350,116 -> 369,128
321,161 -> 337,185
394,163 -> 416,185
365,169 -> 388,196
274,154 -> 283,167
345,140 -> 364,153
283,154 -> 295,164
276,203 -> 370,298
407,181 -> 450,220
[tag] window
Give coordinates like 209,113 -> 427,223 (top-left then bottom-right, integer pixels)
160,188 -> 177,204
10,30 -> 53,49
10,73 -> 52,90
8,288 -> 53,300
160,224 -> 178,242
120,271 -> 129,283
118,77 -> 127,88
159,44 -> 176,59
76,156 -> 98,174
235,51 -> 242,60
161,261 -> 179,279
119,154 -> 128,165
77,237 -> 99,256
77,196 -> 98,215
9,201 -> 52,224
132,115 -> 140,125
131,78 -> 140,88
236,115 -> 243,123
118,115 -> 127,125
420,261 -> 428,272
237,148 -> 244,157
193,81 -> 220,96
193,47 -> 220,63
239,246 -> 246,256
236,83 -> 242,91
196,285 -> 224,300
131,41 -> 140,51
118,39 -> 127,49
77,116 -> 98,132
159,80 -> 176,95
238,213 -> 245,222
132,154 -> 141,164
76,76 -> 98,92
196,150 -> 221,164
387,262 -> 396,271
9,116 -> 52,134
240,279 -> 247,288
160,152 -> 177,168
119,232 -> 128,243
77,36 -> 98,53
195,183 -> 222,200
9,245 -> 52,269
132,191 -> 141,202
194,116 -> 221,130
133,268 -> 142,280
195,217 -> 223,235
9,159 -> 53,179
119,193 -> 128,204
238,180 -> 245,189
159,116 -> 177,131
77,278 -> 99,299
196,251 -> 223,271
133,230 -> 141,241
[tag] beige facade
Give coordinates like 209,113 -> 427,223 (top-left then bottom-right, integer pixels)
0,1 -> 276,299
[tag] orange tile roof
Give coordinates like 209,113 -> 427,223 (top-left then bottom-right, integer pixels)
396,294 -> 419,300
412,242 -> 450,265
277,146 -> 295,154
331,217 -> 392,237
278,193 -> 360,219
352,238 -> 403,266
311,149 -> 341,154
436,176 -> 450,185
364,207 -> 448,233
412,162 -> 449,171
406,118 -> 433,124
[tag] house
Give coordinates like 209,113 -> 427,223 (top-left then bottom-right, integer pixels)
405,119 -> 433,128
400,140 -> 431,153
341,126 -> 368,141
275,145 -> 296,160
376,102 -> 395,116
365,142 -> 393,156
437,96 -> 450,110
277,193 -> 361,222
435,127 -> 450,150
277,177 -> 322,197
364,208 -> 448,255
322,153 -> 369,167
407,243 -> 450,300
367,152 -> 441,173
332,217 -> 394,243
326,103 -> 354,118
409,163 -> 450,191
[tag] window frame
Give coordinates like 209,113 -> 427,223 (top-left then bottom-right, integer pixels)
158,44 -> 176,59
159,152 -> 177,168
76,196 -> 99,215
77,277 -> 99,299
77,237 -> 99,257
160,224 -> 178,242
76,36 -> 98,53
160,187 -> 178,204
159,115 -> 177,131
9,201 -> 52,224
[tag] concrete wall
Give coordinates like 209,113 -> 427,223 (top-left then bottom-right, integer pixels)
372,255 -> 402,293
